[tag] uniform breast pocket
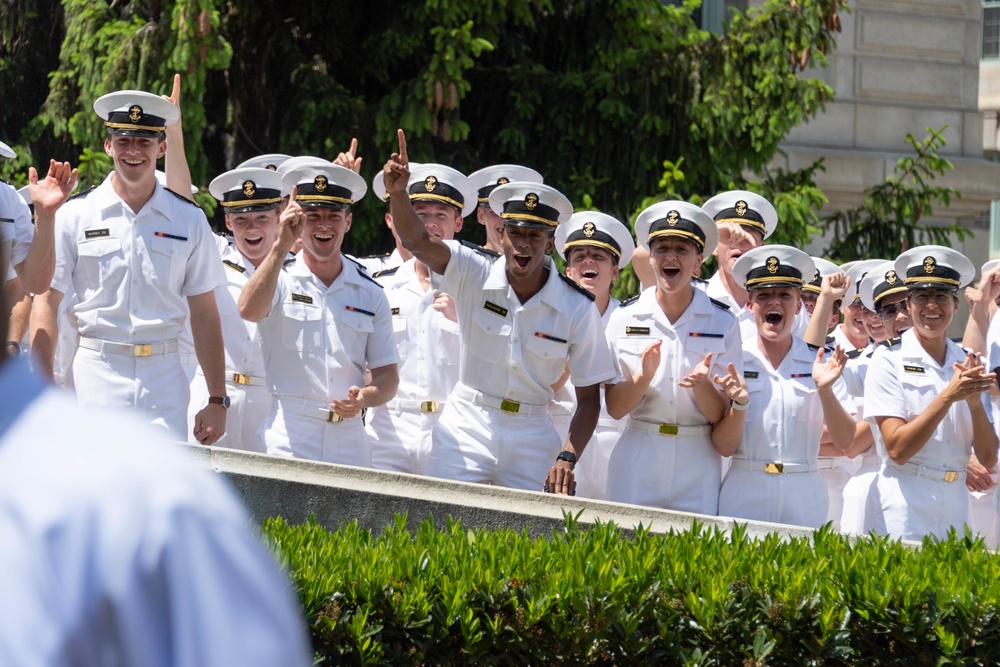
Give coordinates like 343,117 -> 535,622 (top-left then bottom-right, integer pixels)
77,237 -> 125,286
684,336 -> 727,373
790,378 -> 821,423
281,301 -> 324,352
525,331 -> 570,384
149,235 -> 189,288
900,373 -> 936,419
339,308 -> 375,360
745,379 -> 765,421
617,337 -> 656,377
391,314 -> 408,362
469,308 -> 511,361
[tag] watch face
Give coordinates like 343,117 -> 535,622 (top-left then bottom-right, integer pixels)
222,396 -> 231,408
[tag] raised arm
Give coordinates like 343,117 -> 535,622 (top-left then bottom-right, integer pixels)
384,129 -> 451,275
20,160 -> 77,294
238,188 -> 303,322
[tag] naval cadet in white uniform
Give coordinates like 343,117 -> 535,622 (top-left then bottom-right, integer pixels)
468,164 -> 544,254
239,159 -> 399,464
365,164 -> 479,474
717,246 -> 857,528
382,130 -> 616,494
604,202 -> 741,515
865,246 -> 998,541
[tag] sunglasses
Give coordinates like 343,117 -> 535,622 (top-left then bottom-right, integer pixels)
878,301 -> 908,319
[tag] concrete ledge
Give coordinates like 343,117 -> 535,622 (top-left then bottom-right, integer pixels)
184,445 -> 816,541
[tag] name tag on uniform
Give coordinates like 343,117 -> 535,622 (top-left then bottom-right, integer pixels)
626,326 -> 650,336
346,305 -> 375,317
154,231 -> 188,241
534,332 -> 568,344
290,293 -> 313,304
391,307 -> 400,315
84,228 -> 110,239
903,365 -> 926,374
688,332 -> 724,338
744,371 -> 759,379
483,301 -> 508,317
223,259 -> 246,273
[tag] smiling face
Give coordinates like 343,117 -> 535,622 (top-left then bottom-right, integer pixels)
225,209 -> 278,267
748,286 -> 802,342
906,288 -> 957,338
105,134 -> 166,186
413,201 -> 463,240
649,236 -> 703,295
566,245 -> 618,298
842,300 -> 870,340
477,204 -> 503,250
877,293 -> 913,337
301,206 -> 352,261
502,224 -> 555,282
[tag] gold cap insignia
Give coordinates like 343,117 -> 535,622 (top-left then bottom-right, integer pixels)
128,105 -> 143,123
424,175 -> 438,192
497,177 -> 509,185
735,200 -> 748,216
242,180 -> 256,198
666,210 -> 680,226
813,269 -> 820,282
583,221 -> 596,238
266,164 -> 277,171
924,256 -> 936,274
525,193 -> 539,210
314,175 -> 328,193
886,270 -> 897,285
767,256 -> 779,274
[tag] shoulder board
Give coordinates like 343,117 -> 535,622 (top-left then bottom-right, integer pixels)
559,273 -> 595,301
67,185 -> 97,201
806,343 -> 834,353
825,335 -> 836,346
845,348 -> 863,359
344,254 -> 367,271
692,277 -> 708,285
163,187 -> 201,207
222,259 -> 246,274
357,251 -> 392,260
708,297 -> 730,311
460,240 -> 500,258
356,266 -> 383,287
879,337 -> 901,349
620,294 -> 640,307
282,256 -> 296,268
373,266 -> 400,279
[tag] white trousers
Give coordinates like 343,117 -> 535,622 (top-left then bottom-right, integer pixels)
719,465 -> 829,529
366,403 -> 441,474
877,466 -> 970,541
573,423 -> 621,501
261,397 -> 370,466
188,371 -> 271,454
838,454 -> 880,535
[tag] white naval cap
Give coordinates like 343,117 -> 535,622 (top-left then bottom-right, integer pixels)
93,90 -> 179,136
406,164 -> 477,218
895,245 -> 975,291
489,182 -> 573,230
468,165 -> 543,206
981,259 -> 999,279
701,190 -> 778,240
0,140 -> 15,159
859,261 -> 907,312
236,153 -> 292,171
154,170 -> 198,194
210,168 -> 288,213
281,159 -> 367,209
556,211 -> 635,269
732,245 -> 815,291
802,257 -> 842,295
372,162 -> 421,203
842,258 -> 887,305
634,200 -> 717,259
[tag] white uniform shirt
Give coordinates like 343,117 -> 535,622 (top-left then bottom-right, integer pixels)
0,360 -> 311,666
831,324 -> 862,353
0,181 -> 33,271
737,337 -> 855,463
352,248 -> 403,275
51,174 -> 225,342
439,241 -> 616,405
865,329 -> 991,472
377,259 -> 460,403
258,254 -> 399,401
607,287 -> 741,425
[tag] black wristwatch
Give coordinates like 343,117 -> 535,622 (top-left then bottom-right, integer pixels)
208,395 -> 231,408
555,450 -> 577,467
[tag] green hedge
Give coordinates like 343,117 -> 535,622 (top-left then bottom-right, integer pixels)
262,514 -> 1000,666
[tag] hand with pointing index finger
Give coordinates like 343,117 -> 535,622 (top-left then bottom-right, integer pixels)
382,129 -> 410,196
333,137 -> 363,174
277,186 -> 305,251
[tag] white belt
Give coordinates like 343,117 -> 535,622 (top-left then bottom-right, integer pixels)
626,418 -> 711,437
79,336 -> 178,358
454,383 -> 549,416
887,460 -> 965,483
729,459 -> 819,474
385,398 -> 445,414
276,395 -> 359,424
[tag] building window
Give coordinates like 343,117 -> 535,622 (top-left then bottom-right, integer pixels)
985,2 -> 1000,60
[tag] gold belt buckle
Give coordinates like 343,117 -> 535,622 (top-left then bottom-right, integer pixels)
420,400 -> 439,413
326,410 -> 344,423
944,470 -> 959,483
658,424 -> 679,436
133,344 -> 153,357
232,373 -> 252,385
500,399 -> 520,414
764,462 -> 784,475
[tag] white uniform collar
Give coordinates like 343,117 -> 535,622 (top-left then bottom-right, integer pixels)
482,255 -> 565,308
93,172 -> 174,218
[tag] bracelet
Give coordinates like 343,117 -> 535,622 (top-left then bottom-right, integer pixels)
731,399 -> 749,411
